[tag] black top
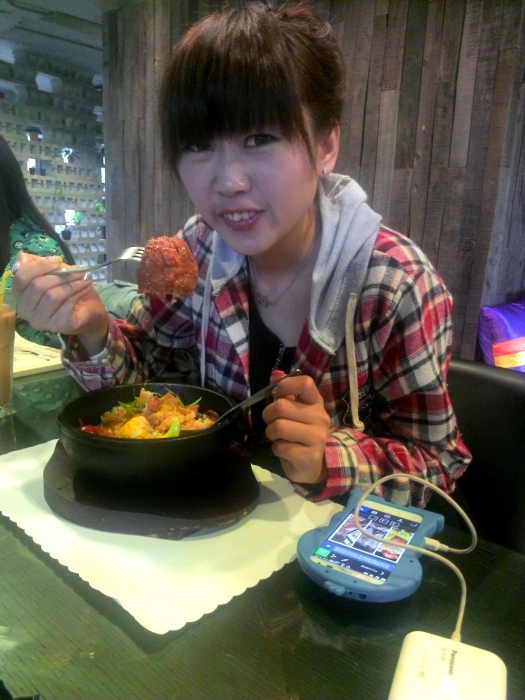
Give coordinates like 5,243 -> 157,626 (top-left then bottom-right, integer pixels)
248,292 -> 295,434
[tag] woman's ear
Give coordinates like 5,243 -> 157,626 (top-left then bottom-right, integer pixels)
317,124 -> 340,177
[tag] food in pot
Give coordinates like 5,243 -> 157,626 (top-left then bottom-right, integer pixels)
80,388 -> 217,439
136,235 -> 198,298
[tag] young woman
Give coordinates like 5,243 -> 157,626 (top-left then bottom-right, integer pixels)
0,133 -> 75,344
11,1 -> 471,505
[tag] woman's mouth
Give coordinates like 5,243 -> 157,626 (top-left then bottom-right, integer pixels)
223,211 -> 258,222
221,210 -> 261,231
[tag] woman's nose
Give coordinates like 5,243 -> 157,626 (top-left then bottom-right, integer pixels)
213,157 -> 250,196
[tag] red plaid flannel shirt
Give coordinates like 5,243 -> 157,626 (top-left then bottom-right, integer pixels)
62,221 -> 471,507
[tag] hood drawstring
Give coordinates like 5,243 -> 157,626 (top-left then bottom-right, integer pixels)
345,292 -> 364,431
200,260 -> 213,387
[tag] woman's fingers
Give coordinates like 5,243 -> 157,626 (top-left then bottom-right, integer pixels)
264,405 -> 329,482
11,252 -> 72,288
270,374 -> 321,405
11,254 -> 86,308
262,375 -> 330,484
32,285 -> 94,333
15,274 -> 92,332
11,253 -> 107,337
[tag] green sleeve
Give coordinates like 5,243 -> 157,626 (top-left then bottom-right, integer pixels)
8,219 -> 70,272
6,218 -> 72,346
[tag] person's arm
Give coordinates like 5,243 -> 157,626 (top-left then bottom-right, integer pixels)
303,263 -> 470,507
13,220 -> 205,391
60,291 -> 196,391
264,249 -> 471,507
60,224 -> 205,390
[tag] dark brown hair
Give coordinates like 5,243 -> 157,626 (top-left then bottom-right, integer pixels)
160,1 -> 344,172
0,133 -> 75,271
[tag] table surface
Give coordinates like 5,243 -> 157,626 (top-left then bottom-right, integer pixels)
1,374 -> 524,700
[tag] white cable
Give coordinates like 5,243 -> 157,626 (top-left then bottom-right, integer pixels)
352,474 -> 477,642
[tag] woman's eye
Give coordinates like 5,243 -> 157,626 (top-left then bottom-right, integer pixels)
245,134 -> 277,148
185,143 -> 212,153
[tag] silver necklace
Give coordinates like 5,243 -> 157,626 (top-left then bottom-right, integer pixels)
247,235 -> 317,309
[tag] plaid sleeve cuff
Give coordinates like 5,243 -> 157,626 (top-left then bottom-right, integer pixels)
59,320 -> 121,390
290,432 -> 361,502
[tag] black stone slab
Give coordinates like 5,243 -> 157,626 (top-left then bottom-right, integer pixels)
44,440 -> 259,540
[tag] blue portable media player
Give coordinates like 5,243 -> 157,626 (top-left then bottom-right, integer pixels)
297,491 -> 445,603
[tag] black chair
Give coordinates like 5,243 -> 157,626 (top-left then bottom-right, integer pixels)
447,359 -> 525,555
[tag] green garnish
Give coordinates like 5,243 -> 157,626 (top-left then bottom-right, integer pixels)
162,417 -> 181,438
117,397 -> 148,418
186,396 -> 201,407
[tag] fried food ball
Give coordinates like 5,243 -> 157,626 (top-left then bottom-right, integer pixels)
136,235 -> 198,298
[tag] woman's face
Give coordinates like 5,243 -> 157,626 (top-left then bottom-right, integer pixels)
177,124 -> 339,259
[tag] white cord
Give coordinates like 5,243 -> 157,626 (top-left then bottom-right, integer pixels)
352,474 -> 477,642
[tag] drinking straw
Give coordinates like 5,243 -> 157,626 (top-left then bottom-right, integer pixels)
0,270 -> 12,306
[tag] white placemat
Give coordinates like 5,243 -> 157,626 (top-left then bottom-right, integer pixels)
13,332 -> 64,378
0,441 -> 341,634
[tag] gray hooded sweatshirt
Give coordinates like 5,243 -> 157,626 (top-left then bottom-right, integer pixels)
200,173 -> 382,429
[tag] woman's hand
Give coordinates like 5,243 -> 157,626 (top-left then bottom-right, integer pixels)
262,372 -> 331,485
11,253 -> 110,355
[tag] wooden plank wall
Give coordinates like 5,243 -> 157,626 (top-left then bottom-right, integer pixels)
103,0 -> 525,359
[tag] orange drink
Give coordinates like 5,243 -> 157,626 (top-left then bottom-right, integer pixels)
0,290 -> 16,416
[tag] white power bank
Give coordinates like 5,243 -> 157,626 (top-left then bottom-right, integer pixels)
388,631 -> 507,700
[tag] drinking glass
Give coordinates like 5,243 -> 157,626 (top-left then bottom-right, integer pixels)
0,290 -> 16,420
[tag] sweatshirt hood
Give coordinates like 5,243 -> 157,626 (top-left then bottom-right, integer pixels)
202,174 -> 381,357
309,174 -> 381,354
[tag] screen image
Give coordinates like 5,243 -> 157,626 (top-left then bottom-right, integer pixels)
311,501 -> 423,585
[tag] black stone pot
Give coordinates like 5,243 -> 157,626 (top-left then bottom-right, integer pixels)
57,383 -> 238,483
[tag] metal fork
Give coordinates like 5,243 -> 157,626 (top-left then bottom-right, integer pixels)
49,246 -> 145,276
204,368 -> 302,429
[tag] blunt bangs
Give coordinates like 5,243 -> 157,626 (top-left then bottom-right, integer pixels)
160,5 -> 311,171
